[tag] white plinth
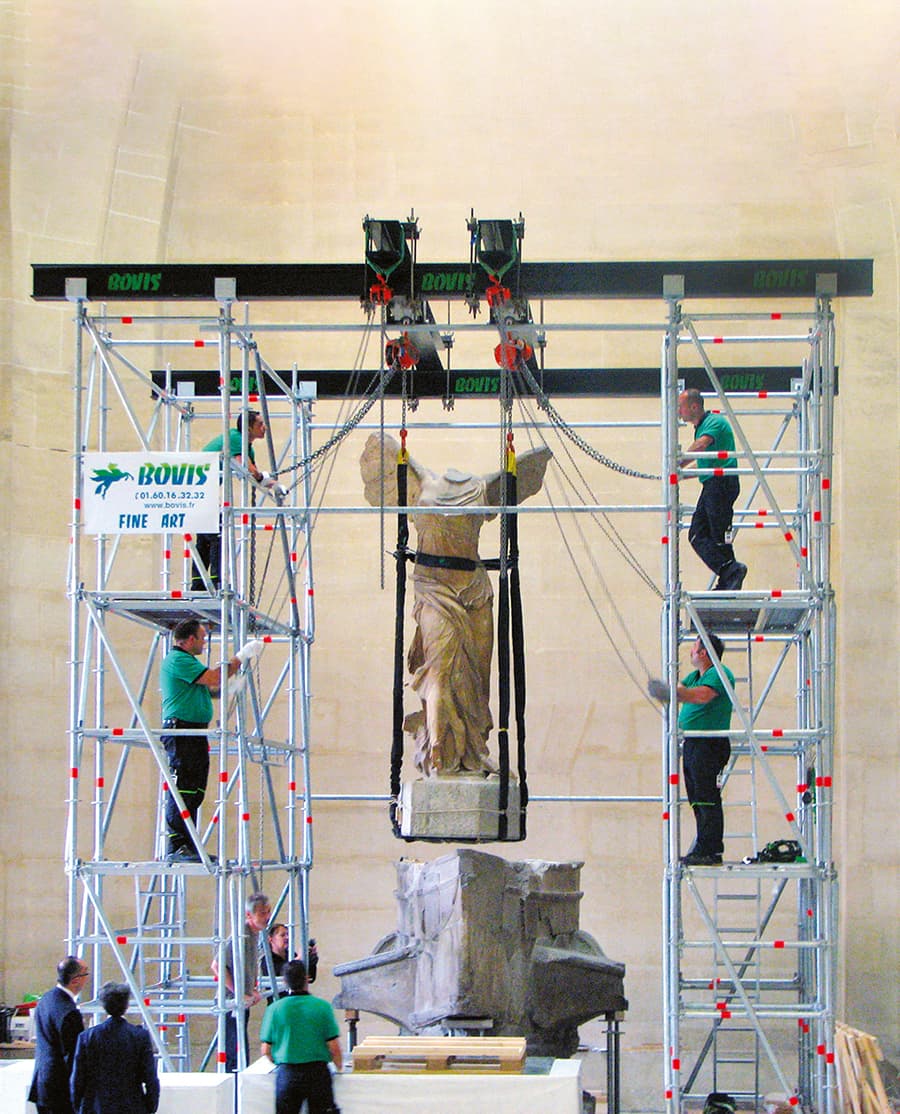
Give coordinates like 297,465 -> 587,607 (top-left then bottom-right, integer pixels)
158,1071 -> 234,1114
0,1060 -> 36,1114
240,1057 -> 580,1114
0,1062 -> 235,1114
399,776 -> 521,840
4,1056 -> 579,1114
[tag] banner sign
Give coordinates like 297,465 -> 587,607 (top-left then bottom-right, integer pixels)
82,453 -> 220,534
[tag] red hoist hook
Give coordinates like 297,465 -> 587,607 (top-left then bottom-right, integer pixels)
385,332 -> 419,370
370,274 -> 393,305
485,274 -> 511,307
494,333 -> 533,371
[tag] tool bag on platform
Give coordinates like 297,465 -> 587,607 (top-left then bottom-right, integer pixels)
743,839 -> 803,864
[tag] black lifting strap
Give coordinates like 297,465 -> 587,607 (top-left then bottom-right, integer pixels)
496,551 -> 511,840
495,458 -> 528,841
508,470 -> 528,839
390,448 -> 409,838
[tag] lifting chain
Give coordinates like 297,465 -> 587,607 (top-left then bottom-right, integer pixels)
516,359 -> 660,481
275,363 -> 399,490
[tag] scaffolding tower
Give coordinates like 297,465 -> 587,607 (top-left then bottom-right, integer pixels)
660,275 -> 840,1113
61,290 -> 318,1071
33,253 -> 868,1100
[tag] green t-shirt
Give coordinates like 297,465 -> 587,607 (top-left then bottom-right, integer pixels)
694,411 -> 736,483
259,993 -> 339,1065
160,648 -> 213,723
203,428 -> 256,463
678,663 -> 735,733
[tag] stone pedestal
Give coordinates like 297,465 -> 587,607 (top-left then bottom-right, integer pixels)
333,849 -> 628,1057
399,775 -> 521,840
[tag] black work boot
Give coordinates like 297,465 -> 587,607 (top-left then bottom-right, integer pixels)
716,560 -> 747,590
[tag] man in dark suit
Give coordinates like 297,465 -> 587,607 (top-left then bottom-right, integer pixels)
28,956 -> 88,1114
71,981 -> 160,1114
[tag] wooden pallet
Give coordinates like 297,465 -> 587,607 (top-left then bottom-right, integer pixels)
352,1035 -> 527,1074
835,1024 -> 892,1114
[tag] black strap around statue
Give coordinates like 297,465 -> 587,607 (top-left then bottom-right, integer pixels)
507,467 -> 528,839
495,449 -> 528,841
496,525 -> 511,841
389,443 -> 409,838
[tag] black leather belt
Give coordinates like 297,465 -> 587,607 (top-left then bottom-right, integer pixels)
413,551 -> 480,572
162,719 -> 208,729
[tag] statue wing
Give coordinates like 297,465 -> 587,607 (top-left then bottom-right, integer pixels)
360,432 -> 425,508
484,445 -> 552,505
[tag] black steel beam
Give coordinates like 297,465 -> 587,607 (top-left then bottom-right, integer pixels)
152,366 -> 836,400
33,259 -> 873,301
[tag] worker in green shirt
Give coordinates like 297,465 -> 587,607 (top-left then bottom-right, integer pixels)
192,409 -> 275,591
677,633 -> 734,864
649,632 -> 735,865
160,618 -> 263,861
678,388 -> 747,590
260,959 -> 342,1114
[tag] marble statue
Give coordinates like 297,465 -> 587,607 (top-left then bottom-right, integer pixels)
360,433 -> 551,777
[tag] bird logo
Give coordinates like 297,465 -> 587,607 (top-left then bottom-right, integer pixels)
90,463 -> 134,498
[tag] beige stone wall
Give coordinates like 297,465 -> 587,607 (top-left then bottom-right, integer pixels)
2,0 -> 897,1096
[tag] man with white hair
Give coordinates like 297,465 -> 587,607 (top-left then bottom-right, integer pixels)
212,891 -> 271,1072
